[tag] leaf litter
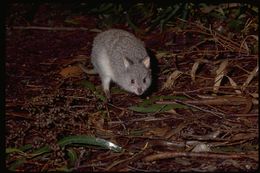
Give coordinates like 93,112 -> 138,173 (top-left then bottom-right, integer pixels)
5,2 -> 258,172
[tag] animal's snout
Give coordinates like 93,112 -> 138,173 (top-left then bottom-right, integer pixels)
137,88 -> 143,95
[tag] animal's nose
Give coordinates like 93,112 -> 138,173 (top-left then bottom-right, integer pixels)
137,88 -> 143,95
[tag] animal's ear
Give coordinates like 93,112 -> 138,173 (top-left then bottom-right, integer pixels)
123,57 -> 133,68
142,57 -> 150,68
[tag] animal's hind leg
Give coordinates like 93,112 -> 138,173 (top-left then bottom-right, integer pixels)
101,76 -> 111,101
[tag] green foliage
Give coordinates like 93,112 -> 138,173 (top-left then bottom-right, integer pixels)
81,80 -> 106,101
129,95 -> 187,113
58,135 -> 122,152
66,149 -> 77,167
129,104 -> 186,113
7,135 -> 123,171
84,2 -> 257,34
81,80 -> 96,91
89,3 -> 125,28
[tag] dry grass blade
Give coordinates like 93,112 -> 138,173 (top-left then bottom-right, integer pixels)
162,70 -> 183,90
191,60 -> 201,82
226,76 -> 242,94
240,35 -> 258,54
158,96 -> 253,114
156,51 -> 176,59
213,60 -> 229,93
242,66 -> 258,91
178,18 -> 249,53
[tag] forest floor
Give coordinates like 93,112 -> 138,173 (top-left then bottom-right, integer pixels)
5,3 -> 258,172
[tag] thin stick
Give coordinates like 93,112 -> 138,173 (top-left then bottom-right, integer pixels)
6,26 -> 90,31
144,151 -> 257,162
174,99 -> 226,118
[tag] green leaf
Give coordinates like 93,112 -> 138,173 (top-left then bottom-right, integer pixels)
67,149 -> 78,167
139,95 -> 187,107
6,144 -> 32,154
58,135 -> 122,152
8,146 -> 52,170
93,91 -> 106,102
64,19 -> 80,25
138,97 -> 156,106
151,6 -> 172,24
81,80 -> 96,91
7,144 -> 33,171
99,3 -> 114,12
9,159 -> 26,171
81,81 -> 106,101
18,144 -> 33,152
8,135 -> 123,170
129,95 -> 187,113
6,148 -> 26,155
160,95 -> 187,100
128,129 -> 145,136
129,104 -> 186,113
228,19 -> 243,31
125,13 -> 141,33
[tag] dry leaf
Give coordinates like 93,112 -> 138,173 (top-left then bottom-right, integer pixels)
88,112 -> 105,130
250,93 -> 258,105
59,65 -> 83,78
146,127 -> 172,138
252,98 -> 258,105
192,143 -> 211,152
166,109 -> 177,114
250,93 -> 258,98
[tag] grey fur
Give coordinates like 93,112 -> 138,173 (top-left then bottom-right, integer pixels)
91,29 -> 152,98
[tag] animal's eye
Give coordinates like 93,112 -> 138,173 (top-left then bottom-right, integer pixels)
131,79 -> 135,84
143,77 -> 146,83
